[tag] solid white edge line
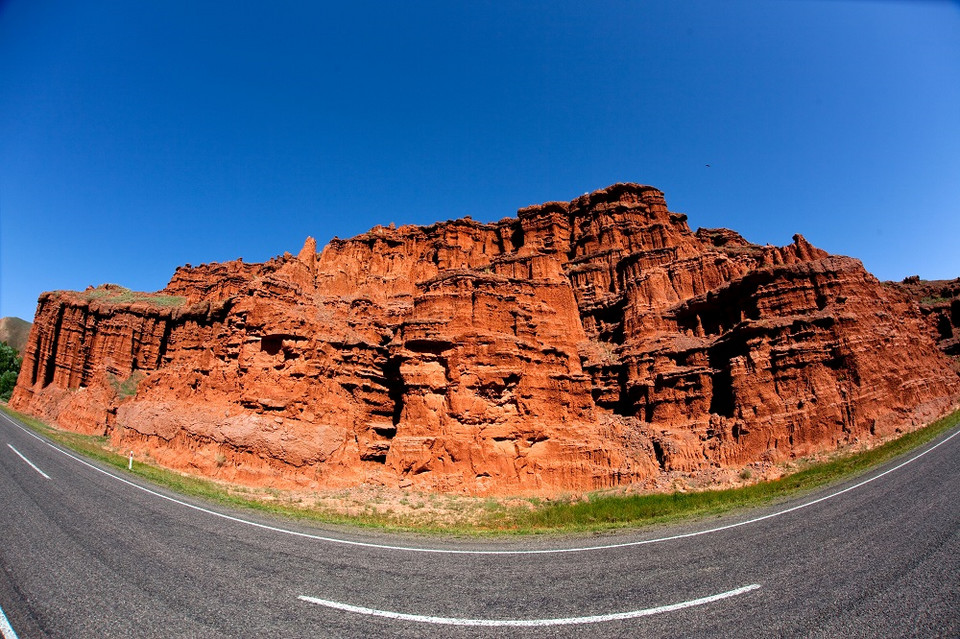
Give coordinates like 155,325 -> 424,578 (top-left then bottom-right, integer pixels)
6,444 -> 51,480
1,410 -> 958,555
298,583 -> 761,627
0,603 -> 20,639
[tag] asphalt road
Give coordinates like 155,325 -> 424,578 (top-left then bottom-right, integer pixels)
0,409 -> 957,638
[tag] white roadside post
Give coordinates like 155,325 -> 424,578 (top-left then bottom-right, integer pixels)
128,451 -> 133,470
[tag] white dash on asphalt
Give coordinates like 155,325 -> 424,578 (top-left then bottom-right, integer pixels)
0,603 -> 20,639
298,583 -> 761,627
7,444 -> 51,480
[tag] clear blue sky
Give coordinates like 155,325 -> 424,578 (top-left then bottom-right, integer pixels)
2,0 -> 958,321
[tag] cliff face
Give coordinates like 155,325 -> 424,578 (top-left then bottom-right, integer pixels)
887,276 -> 960,362
12,184 -> 960,495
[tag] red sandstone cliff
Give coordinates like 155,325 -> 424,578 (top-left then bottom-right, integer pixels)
11,184 -> 960,495
887,276 -> 960,363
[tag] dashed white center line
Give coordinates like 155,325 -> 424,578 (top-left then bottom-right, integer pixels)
298,583 -> 761,627
7,444 -> 51,480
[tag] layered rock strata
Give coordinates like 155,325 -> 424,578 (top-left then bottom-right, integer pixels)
887,276 -> 960,361
12,184 -> 960,495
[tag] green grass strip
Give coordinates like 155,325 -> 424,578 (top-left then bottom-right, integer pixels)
0,404 -> 406,530
2,402 -> 958,535
503,408 -> 960,532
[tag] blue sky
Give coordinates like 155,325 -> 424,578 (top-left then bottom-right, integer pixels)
1,0 -> 958,321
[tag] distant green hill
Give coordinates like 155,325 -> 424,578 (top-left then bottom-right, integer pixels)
0,317 -> 31,354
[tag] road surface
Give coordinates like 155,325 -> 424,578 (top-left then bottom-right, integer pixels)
0,409 -> 957,638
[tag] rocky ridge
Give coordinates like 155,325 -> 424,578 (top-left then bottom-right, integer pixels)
0,316 -> 31,354
11,184 -> 960,495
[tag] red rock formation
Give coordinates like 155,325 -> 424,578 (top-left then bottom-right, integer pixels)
11,184 -> 960,495
887,276 -> 960,361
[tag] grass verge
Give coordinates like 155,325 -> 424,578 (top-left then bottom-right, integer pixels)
2,402 -> 958,535
0,404 -> 407,529
501,408 -> 960,532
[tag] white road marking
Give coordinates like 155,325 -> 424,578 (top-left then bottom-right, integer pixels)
7,444 -> 51,480
1,411 -> 958,555
298,583 -> 761,626
0,603 -> 20,639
